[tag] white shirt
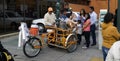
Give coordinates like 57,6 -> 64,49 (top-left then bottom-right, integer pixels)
44,12 -> 56,25
90,11 -> 97,25
76,24 -> 82,34
72,12 -> 80,21
80,15 -> 86,24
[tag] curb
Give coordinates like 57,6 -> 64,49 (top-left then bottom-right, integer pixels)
0,32 -> 19,39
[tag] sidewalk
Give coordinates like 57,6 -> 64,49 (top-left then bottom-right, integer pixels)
0,32 -> 18,39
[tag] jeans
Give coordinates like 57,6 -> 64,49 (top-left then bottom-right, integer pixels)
90,24 -> 96,45
102,46 -> 109,61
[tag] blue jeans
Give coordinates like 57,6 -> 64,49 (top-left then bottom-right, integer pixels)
102,46 -> 109,61
90,24 -> 96,45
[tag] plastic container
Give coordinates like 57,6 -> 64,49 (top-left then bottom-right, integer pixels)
30,24 -> 39,36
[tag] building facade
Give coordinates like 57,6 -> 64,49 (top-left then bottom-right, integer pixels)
65,0 -> 118,15
0,0 -> 118,34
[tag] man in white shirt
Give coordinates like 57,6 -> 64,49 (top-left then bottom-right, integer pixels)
44,7 -> 56,26
89,6 -> 97,46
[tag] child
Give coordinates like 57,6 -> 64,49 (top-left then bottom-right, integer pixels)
76,20 -> 82,45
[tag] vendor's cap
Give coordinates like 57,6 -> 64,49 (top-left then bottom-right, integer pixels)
48,7 -> 53,12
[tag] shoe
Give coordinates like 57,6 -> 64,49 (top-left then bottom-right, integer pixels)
82,46 -> 88,49
91,44 -> 96,46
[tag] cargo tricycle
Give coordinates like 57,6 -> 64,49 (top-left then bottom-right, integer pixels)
23,23 -> 78,58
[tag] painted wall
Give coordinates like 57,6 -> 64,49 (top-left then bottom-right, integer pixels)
69,4 -> 89,13
89,0 -> 118,15
69,0 -> 118,15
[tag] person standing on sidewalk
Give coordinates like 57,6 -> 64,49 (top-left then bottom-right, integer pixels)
101,12 -> 120,61
75,20 -> 82,45
82,13 -> 91,48
89,6 -> 97,46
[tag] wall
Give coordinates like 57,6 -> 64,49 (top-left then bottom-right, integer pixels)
69,4 -> 89,13
69,0 -> 118,18
89,0 -> 118,15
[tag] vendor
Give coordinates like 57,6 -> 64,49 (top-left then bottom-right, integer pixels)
44,7 -> 56,26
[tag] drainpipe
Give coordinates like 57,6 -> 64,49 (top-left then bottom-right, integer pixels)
117,0 -> 120,32
108,0 -> 110,12
3,0 -> 6,32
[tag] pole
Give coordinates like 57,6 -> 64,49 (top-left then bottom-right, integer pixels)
3,0 -> 6,32
108,0 -> 110,12
55,0 -> 60,27
36,0 -> 40,18
23,0 -> 25,22
117,0 -> 120,32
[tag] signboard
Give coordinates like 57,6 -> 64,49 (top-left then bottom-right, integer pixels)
99,9 -> 107,22
98,9 -> 107,50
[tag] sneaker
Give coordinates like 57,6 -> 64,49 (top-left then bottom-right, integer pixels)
82,46 -> 88,49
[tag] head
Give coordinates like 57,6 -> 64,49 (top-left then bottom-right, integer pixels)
89,6 -> 94,13
61,9 -> 67,15
85,13 -> 90,21
104,12 -> 114,24
48,7 -> 53,14
80,9 -> 86,16
64,2 -> 69,9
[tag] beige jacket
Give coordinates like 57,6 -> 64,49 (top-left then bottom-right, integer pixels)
44,12 -> 56,25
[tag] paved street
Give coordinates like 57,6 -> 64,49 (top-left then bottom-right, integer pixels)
0,34 -> 103,61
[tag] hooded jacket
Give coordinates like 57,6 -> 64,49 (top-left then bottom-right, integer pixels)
101,22 -> 120,48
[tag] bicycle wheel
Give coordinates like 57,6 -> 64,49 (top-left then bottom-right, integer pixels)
23,37 -> 42,58
67,35 -> 77,53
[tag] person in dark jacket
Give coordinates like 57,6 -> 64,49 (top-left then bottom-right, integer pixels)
63,2 -> 72,18
0,41 -> 14,61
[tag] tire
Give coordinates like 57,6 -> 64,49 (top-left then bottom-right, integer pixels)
67,35 -> 77,53
23,37 -> 42,58
37,23 -> 46,34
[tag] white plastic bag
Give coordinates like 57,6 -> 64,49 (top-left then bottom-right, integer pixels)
18,22 -> 29,47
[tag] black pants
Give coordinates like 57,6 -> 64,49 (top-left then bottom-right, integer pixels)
90,24 -> 96,45
83,31 -> 90,47
77,34 -> 81,44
